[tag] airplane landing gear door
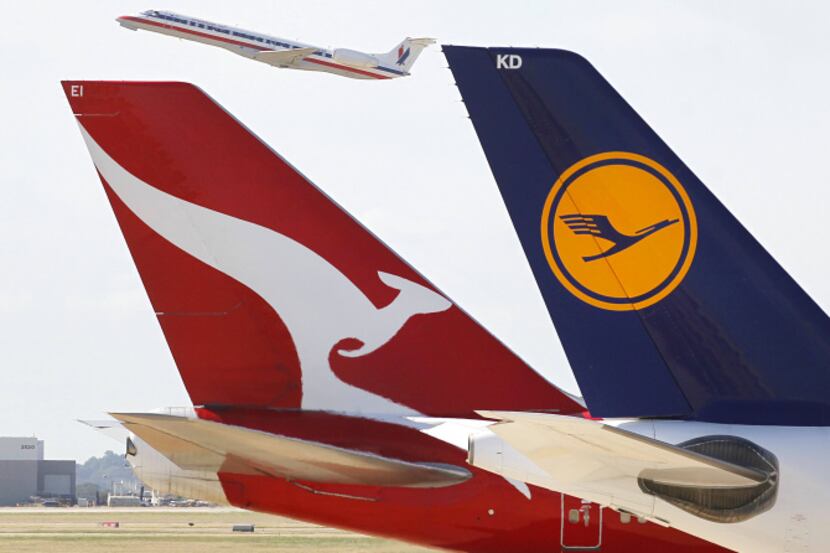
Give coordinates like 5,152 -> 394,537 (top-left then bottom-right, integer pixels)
561,495 -> 602,551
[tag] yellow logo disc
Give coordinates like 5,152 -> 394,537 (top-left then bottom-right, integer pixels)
540,152 -> 697,311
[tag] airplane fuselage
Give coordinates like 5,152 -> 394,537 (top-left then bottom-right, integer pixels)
117,11 -> 407,80
627,421 -> 827,553
476,419 -> 829,553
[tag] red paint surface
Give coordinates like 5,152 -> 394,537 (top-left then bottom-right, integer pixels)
101,182 -> 303,406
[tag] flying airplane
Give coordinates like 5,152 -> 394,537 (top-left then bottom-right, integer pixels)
445,45 -> 830,553
116,10 -> 433,80
62,80 -> 727,552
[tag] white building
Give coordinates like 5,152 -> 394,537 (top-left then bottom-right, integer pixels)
0,437 -> 75,505
0,437 -> 44,461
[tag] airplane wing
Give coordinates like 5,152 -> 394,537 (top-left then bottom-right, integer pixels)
113,412 -> 471,488
475,411 -> 771,519
253,47 -> 316,67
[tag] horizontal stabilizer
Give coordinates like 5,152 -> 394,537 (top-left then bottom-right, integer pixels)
409,38 -> 437,46
113,412 -> 471,488
476,411 -> 779,523
78,419 -> 129,443
254,47 -> 316,67
480,411 -> 766,490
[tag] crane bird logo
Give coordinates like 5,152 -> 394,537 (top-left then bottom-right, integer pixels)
541,152 -> 697,311
559,214 -> 679,262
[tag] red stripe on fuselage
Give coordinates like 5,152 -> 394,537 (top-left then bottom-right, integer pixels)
119,16 -> 390,80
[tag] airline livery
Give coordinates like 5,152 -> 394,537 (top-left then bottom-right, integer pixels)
446,45 -> 830,553
63,81 -> 727,552
117,10 -> 433,80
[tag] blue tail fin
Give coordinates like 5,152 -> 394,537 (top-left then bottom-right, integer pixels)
445,45 -> 830,425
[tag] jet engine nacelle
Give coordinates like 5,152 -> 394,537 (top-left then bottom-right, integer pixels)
332,48 -> 380,69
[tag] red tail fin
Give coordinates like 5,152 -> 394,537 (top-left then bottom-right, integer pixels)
63,81 -> 581,417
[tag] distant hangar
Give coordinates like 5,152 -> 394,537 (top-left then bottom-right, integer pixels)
0,437 -> 75,505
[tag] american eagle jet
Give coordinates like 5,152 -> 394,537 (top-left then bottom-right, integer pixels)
117,10 -> 434,80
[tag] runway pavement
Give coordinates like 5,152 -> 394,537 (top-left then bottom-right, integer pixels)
0,506 -> 435,552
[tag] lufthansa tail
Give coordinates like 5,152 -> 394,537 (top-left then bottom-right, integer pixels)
445,46 -> 830,425
62,80 -> 580,419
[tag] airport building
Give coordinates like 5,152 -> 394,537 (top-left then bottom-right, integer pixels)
0,437 -> 76,505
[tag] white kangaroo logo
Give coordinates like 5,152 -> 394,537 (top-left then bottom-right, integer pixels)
82,126 -> 451,415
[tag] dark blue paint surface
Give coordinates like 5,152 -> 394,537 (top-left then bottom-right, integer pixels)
445,45 -> 830,425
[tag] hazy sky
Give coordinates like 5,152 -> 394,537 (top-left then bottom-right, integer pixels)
1,1 -> 828,462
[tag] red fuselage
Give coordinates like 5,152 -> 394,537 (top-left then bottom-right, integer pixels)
201,408 -> 729,553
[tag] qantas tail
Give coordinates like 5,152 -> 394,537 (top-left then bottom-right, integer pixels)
444,46 -> 830,425
62,80 -> 581,418
376,37 -> 435,73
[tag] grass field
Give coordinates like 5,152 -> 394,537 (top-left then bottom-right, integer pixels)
0,507 -> 436,552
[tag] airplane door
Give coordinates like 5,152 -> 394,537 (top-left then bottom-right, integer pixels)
561,495 -> 602,551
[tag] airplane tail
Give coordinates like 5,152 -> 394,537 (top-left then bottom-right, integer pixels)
376,37 -> 435,73
444,46 -> 830,425
62,80 -> 581,418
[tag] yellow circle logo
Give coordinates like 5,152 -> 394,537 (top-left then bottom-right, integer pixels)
541,152 -> 697,311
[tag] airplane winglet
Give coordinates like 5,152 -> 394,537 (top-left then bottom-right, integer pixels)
78,418 -> 129,443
